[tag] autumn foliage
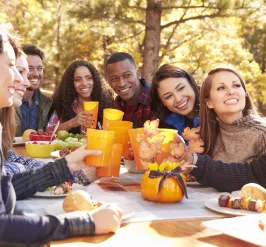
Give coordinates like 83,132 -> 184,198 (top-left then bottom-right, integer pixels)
138,119 -> 204,170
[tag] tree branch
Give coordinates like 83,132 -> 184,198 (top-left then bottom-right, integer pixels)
162,5 -> 217,10
162,5 -> 189,51
161,13 -> 230,30
115,29 -> 145,42
116,17 -> 145,25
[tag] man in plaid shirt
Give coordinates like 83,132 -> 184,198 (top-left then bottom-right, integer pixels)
105,52 -> 155,128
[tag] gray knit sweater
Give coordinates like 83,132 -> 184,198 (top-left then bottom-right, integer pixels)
212,114 -> 266,163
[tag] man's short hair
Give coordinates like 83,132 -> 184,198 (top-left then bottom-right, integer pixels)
105,52 -> 136,69
22,44 -> 44,60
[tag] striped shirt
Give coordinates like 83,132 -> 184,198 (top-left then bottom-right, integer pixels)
190,154 -> 266,192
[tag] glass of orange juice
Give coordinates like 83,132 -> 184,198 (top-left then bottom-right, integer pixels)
102,109 -> 124,130
96,143 -> 123,177
85,129 -> 115,167
107,121 -> 133,159
83,101 -> 99,129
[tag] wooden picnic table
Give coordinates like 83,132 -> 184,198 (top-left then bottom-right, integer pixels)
13,145 -> 257,247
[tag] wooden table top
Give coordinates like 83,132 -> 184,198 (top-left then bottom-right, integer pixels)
13,145 -> 257,247
51,218 -> 257,246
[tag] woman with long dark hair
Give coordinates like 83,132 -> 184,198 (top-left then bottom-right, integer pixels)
150,64 -> 200,135
47,60 -> 114,133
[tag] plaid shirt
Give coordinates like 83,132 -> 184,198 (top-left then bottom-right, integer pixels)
114,79 -> 156,128
46,99 -> 79,132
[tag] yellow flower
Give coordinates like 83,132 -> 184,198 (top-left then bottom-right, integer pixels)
147,162 -> 159,171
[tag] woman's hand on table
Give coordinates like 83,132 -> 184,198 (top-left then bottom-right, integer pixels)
65,146 -> 101,172
71,111 -> 94,128
180,151 -> 196,173
91,204 -> 123,234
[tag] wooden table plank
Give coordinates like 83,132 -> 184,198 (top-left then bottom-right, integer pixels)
51,218 -> 257,246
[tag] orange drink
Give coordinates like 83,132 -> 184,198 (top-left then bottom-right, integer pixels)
107,121 -> 133,159
96,143 -> 123,177
102,109 -> 124,130
159,129 -> 177,152
85,129 -> 115,167
128,128 -> 145,170
84,101 -> 99,129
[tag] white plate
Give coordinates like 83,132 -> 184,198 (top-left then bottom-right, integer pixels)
202,215 -> 266,247
205,198 -> 259,216
45,200 -> 135,221
13,136 -> 25,146
33,190 -> 68,198
51,150 -> 60,159
186,181 -> 201,186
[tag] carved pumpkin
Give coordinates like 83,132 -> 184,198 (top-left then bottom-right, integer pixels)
141,170 -> 187,203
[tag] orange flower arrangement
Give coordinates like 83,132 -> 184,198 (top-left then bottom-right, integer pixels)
138,119 -> 204,203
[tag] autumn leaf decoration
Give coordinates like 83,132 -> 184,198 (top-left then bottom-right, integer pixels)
138,120 -> 204,171
182,126 -> 204,154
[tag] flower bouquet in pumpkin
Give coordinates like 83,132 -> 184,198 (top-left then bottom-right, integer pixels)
139,119 -> 204,203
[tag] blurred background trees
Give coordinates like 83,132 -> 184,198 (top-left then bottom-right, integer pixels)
1,0 -> 266,114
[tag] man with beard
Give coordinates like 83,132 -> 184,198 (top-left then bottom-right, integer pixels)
15,44 -> 52,136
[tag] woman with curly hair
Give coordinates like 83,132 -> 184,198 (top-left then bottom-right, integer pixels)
150,64 -> 200,135
47,60 -> 114,134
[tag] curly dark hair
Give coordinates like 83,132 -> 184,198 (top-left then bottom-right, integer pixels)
150,64 -> 200,121
50,60 -> 114,126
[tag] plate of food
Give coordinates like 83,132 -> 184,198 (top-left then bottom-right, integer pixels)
45,190 -> 135,221
205,183 -> 266,216
33,182 -> 72,198
202,215 -> 266,247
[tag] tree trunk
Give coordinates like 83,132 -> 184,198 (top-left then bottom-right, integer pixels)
142,0 -> 162,83
55,0 -> 61,87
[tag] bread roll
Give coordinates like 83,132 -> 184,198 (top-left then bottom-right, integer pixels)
239,183 -> 266,201
63,190 -> 94,213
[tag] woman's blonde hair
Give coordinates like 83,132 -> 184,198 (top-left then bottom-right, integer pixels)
199,66 -> 257,155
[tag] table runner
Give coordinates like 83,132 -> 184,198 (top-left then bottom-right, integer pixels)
16,168 -> 225,223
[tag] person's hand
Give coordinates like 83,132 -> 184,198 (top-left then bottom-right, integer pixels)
71,111 -> 94,128
65,145 -> 101,172
180,151 -> 196,173
90,204 -> 123,234
174,132 -> 186,144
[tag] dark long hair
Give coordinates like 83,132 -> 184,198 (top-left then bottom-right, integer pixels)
150,64 -> 200,120
200,66 -> 257,155
50,60 -> 114,125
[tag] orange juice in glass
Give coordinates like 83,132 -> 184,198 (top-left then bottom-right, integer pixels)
159,129 -> 177,152
107,121 -> 133,159
83,101 -> 99,129
128,128 -> 146,170
85,129 -> 115,167
102,109 -> 124,130
96,143 -> 123,177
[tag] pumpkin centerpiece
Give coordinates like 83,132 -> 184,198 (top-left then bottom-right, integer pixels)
138,119 -> 204,203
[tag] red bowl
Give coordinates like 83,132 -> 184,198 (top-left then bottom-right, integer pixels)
29,134 -> 57,141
